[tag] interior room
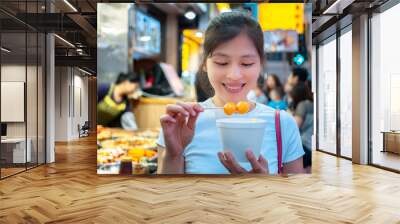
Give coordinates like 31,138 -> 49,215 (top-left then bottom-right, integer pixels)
0,1 -> 399,223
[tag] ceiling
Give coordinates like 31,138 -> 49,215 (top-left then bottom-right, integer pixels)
311,0 -> 390,43
0,0 -> 100,73
1,0 -> 395,74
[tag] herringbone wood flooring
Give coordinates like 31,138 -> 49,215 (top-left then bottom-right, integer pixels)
1,167 -> 25,177
1,135 -> 400,223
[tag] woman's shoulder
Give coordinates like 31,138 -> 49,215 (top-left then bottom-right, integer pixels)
298,99 -> 313,106
254,102 -> 275,113
255,103 -> 291,117
256,103 -> 296,125
253,103 -> 294,124
297,100 -> 314,112
279,109 -> 296,123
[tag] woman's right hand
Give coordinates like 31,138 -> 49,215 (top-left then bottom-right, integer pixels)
160,102 -> 204,159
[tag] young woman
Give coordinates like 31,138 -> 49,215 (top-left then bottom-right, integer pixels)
157,12 -> 305,174
288,83 -> 314,173
264,74 -> 283,101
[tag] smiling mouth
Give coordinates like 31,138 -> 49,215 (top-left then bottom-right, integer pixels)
222,83 -> 246,93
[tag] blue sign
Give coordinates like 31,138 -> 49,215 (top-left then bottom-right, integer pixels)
293,54 -> 305,65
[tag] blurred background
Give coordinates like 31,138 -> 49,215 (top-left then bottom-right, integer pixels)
98,3 -> 312,99
96,3 -> 312,175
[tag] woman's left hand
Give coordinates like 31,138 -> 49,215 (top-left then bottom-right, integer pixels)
218,150 -> 269,174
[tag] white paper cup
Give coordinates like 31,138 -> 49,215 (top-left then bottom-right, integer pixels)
216,118 -> 267,163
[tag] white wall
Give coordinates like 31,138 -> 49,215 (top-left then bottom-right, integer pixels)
1,64 -> 26,81
72,72 -> 89,138
1,65 -> 31,138
55,67 -> 68,141
1,64 -> 46,164
54,67 -> 89,141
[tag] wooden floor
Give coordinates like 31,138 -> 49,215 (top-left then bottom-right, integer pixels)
1,135 -> 400,223
1,167 -> 25,177
1,164 -> 44,178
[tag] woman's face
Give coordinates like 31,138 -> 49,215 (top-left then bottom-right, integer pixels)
205,33 -> 261,104
266,76 -> 276,88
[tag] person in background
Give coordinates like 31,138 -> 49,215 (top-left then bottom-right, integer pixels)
267,87 -> 287,110
283,81 -> 293,109
287,67 -> 308,87
284,67 -> 309,108
247,75 -> 268,104
288,82 -> 313,173
263,74 -> 283,101
97,72 -> 140,129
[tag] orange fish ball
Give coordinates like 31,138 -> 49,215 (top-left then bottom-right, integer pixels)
236,101 -> 250,114
223,102 -> 236,115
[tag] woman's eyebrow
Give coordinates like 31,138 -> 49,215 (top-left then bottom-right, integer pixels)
211,53 -> 258,58
211,52 -> 229,58
241,54 -> 258,58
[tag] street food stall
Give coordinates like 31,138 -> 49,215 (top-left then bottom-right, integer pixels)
97,96 -> 191,175
97,125 -> 160,174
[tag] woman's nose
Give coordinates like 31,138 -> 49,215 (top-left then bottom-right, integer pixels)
226,65 -> 242,80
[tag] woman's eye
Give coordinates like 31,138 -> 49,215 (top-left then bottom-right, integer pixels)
242,63 -> 254,67
214,62 -> 228,66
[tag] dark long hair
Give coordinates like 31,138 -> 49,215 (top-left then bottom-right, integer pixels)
289,82 -> 313,110
195,11 -> 264,101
